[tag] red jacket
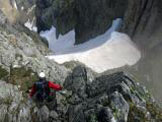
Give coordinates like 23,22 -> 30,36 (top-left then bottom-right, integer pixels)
30,81 -> 62,97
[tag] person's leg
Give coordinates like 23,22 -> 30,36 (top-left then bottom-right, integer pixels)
35,93 -> 44,102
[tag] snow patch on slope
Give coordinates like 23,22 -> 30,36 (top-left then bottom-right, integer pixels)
13,0 -> 18,10
40,18 -> 122,54
40,19 -> 141,73
47,32 -> 141,73
40,28 -> 75,53
111,117 -> 117,122
24,19 -> 37,32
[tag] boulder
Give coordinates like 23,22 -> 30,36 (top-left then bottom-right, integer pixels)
62,68 -> 162,122
37,105 -> 50,122
0,81 -> 32,122
110,91 -> 129,122
98,107 -> 114,122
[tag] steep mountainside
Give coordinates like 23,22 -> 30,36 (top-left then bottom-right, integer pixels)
0,9 -> 68,89
121,0 -> 162,102
0,0 -> 162,122
122,0 -> 162,48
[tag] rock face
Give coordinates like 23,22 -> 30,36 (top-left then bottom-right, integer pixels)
16,0 -> 37,25
35,0 -> 128,44
0,81 -> 33,122
121,0 -> 162,103
0,8 -> 68,122
62,66 -> 162,122
122,0 -> 162,48
0,0 -> 37,24
0,81 -> 59,122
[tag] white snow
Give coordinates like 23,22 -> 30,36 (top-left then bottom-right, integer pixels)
40,28 -> 75,53
40,18 -> 141,73
111,117 -> 117,122
13,0 -> 18,10
40,19 -> 122,54
21,6 -> 24,10
24,19 -> 37,32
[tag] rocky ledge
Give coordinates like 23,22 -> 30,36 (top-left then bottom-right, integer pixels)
61,66 -> 162,122
0,66 -> 162,122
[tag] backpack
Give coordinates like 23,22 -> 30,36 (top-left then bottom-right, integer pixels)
34,80 -> 50,101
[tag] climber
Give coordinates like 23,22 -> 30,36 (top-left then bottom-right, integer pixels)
29,72 -> 63,102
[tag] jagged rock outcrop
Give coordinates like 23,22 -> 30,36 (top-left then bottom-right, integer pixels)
35,0 -> 128,44
0,81 -> 33,122
62,66 -> 162,122
122,0 -> 162,48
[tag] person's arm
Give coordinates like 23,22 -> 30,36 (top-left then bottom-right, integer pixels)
30,85 -> 36,97
48,81 -> 62,91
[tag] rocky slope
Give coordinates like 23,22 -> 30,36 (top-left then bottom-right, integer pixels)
0,65 -> 162,122
0,0 -> 36,25
0,9 -> 68,91
62,67 -> 162,122
0,8 -> 68,121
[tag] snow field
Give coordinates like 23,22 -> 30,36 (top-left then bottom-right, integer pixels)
40,19 -> 141,73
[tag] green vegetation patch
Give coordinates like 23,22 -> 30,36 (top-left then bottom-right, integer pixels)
128,102 -> 162,122
128,103 -> 148,122
88,113 -> 98,122
146,102 -> 162,121
10,67 -> 38,92
1,97 -> 13,105
0,66 -> 9,80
